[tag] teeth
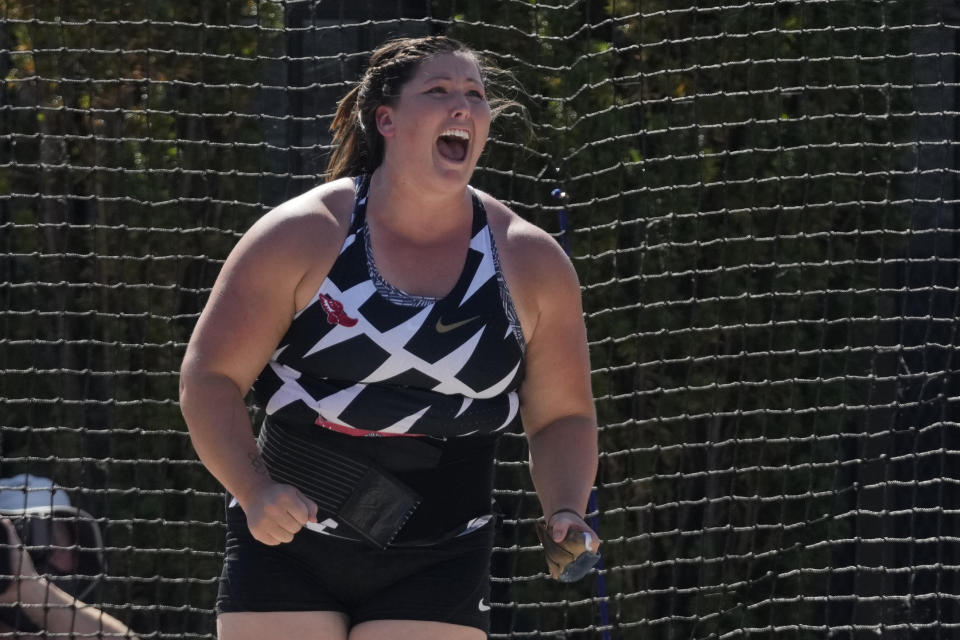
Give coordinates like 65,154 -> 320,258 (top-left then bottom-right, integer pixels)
440,129 -> 470,141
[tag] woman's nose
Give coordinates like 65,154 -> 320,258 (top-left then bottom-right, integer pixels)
450,94 -> 470,119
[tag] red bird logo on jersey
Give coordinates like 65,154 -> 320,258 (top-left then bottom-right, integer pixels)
318,293 -> 358,327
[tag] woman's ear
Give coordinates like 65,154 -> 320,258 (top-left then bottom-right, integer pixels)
375,105 -> 395,137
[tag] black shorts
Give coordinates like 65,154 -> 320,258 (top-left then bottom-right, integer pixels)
216,503 -> 494,633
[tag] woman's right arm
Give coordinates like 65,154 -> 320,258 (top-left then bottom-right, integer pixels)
179,185 -> 350,545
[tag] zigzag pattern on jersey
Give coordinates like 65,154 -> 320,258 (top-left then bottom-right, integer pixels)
252,176 -> 526,438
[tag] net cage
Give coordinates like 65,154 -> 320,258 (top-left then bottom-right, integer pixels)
1,0 -> 959,638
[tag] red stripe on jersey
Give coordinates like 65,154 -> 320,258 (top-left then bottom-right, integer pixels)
315,417 -> 424,438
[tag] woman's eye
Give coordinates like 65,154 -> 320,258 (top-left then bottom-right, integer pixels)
468,90 -> 485,100
427,86 -> 447,94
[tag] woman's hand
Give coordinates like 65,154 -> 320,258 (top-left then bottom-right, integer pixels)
240,482 -> 318,546
536,509 -> 601,582
546,509 -> 600,553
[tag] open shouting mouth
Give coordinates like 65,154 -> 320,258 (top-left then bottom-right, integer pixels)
437,128 -> 470,162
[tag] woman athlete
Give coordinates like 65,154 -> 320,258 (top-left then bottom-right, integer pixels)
180,36 -> 599,640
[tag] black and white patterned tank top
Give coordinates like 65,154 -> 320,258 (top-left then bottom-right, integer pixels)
252,175 -> 526,438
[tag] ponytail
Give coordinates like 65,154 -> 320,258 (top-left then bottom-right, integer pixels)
325,85 -> 366,181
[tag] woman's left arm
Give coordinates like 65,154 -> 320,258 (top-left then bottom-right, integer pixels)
514,230 -> 599,546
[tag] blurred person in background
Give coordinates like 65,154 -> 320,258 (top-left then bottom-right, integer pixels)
0,474 -> 139,638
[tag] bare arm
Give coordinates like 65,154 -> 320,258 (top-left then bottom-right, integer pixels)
13,581 -> 136,639
509,221 -> 599,545
0,519 -> 138,639
179,184 -> 350,544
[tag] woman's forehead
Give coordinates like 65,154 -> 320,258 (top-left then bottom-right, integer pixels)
410,52 -> 483,84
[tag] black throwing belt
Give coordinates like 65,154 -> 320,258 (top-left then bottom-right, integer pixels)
257,421 -> 421,549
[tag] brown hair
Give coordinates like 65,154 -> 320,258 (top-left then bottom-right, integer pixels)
325,35 -> 519,181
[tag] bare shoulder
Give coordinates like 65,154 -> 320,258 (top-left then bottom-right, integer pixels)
185,178 -> 357,387
478,190 -> 574,273
231,178 -> 355,301
476,189 -> 579,288
474,189 -> 582,342
244,177 -> 354,255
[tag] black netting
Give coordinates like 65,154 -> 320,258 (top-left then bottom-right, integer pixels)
2,1 -> 959,638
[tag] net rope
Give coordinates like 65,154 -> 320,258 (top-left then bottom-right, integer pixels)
2,1 -> 959,638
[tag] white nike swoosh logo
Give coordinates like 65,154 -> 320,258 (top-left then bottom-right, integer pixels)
478,599 -> 491,612
436,316 -> 481,333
